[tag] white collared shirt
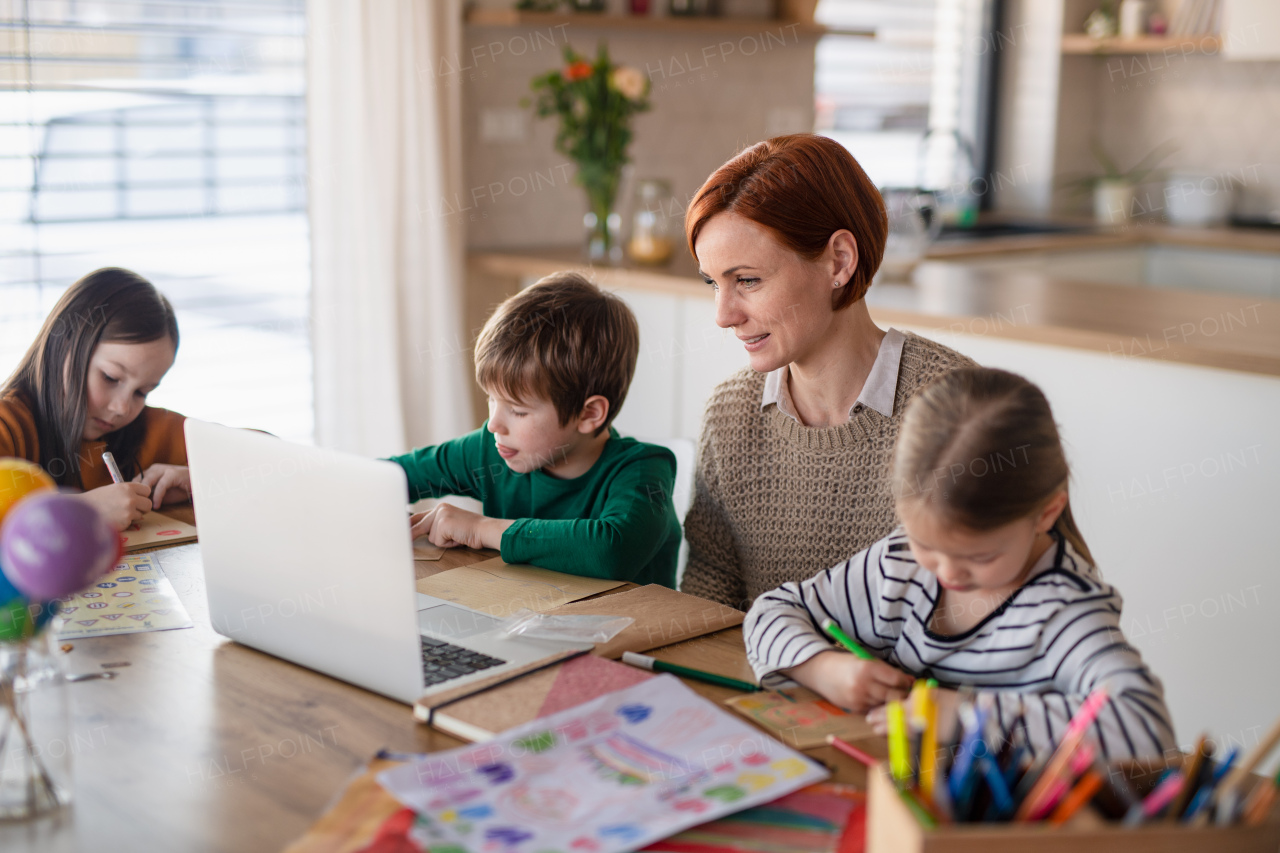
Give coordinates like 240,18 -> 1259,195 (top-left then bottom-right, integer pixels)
760,328 -> 906,424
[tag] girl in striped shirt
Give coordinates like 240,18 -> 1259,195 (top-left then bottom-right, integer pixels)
744,368 -> 1176,759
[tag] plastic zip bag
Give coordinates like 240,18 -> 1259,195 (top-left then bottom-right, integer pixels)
497,608 -> 633,644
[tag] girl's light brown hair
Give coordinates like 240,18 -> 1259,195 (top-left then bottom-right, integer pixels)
474,272 -> 639,436
684,133 -> 887,309
891,368 -> 1094,564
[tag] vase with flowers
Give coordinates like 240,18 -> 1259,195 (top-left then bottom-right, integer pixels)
529,44 -> 650,261
0,459 -> 122,819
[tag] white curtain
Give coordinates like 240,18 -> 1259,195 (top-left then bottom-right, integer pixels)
307,0 -> 470,456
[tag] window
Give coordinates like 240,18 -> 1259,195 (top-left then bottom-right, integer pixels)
815,0 -> 997,207
1,0 -> 312,442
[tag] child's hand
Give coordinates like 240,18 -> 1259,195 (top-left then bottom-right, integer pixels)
81,482 -> 152,531
866,686 -> 962,743
785,650 -> 915,713
139,463 -> 191,507
410,504 -> 512,551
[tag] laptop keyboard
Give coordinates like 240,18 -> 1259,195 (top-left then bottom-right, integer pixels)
420,636 -> 506,686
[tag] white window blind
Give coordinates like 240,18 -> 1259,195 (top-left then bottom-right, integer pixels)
1,0 -> 313,442
815,0 -> 993,196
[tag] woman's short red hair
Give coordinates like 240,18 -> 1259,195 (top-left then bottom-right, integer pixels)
685,134 -> 887,309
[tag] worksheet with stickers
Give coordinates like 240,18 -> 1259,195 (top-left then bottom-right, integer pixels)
378,675 -> 829,853
54,553 -> 194,639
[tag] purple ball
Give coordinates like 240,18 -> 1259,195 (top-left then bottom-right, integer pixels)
0,492 -> 118,601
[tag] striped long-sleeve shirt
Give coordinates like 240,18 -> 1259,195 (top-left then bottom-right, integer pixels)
744,527 -> 1177,760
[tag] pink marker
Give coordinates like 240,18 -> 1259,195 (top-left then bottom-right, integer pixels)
1123,771 -> 1185,826
1028,743 -> 1098,820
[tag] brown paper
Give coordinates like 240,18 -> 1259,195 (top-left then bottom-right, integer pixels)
412,538 -> 445,561
414,558 -> 622,617
121,511 -> 198,551
543,584 -> 744,659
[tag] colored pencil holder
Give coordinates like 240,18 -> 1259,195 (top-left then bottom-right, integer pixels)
867,756 -> 1280,853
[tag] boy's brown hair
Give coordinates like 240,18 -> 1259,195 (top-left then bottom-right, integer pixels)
474,271 -> 639,436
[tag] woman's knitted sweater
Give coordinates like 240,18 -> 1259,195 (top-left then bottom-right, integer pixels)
680,331 -> 976,610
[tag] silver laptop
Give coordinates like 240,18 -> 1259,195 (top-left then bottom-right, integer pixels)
184,420 -> 592,704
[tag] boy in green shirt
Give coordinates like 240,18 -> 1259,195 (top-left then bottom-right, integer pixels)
389,272 -> 681,587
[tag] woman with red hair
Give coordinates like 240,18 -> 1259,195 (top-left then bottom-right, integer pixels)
680,134 -> 975,610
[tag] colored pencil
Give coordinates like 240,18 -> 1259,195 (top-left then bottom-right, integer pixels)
1048,769 -> 1104,826
920,682 -> 939,800
826,734 -> 878,767
887,701 -> 912,785
619,652 -> 760,692
820,619 -> 875,660
1186,747 -> 1237,824
1166,734 -> 1209,821
1215,714 -> 1280,818
1014,687 -> 1110,820
1242,765 -> 1280,827
1123,770 -> 1184,826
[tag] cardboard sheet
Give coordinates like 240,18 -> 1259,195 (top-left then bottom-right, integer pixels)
544,584 -> 745,659
412,538 -> 445,561
121,511 -> 198,551
414,557 -> 622,617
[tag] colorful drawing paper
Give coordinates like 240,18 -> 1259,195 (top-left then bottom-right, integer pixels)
725,688 -> 875,750
641,783 -> 866,853
54,553 -> 194,639
378,675 -> 829,853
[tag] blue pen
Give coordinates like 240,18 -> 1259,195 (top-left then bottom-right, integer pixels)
948,702 -> 986,803
979,755 -> 1016,818
1183,747 -> 1239,823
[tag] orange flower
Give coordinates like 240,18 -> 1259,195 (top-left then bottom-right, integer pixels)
565,61 -> 593,82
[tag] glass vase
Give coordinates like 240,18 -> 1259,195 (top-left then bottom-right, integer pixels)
583,178 -> 623,263
0,631 -> 72,820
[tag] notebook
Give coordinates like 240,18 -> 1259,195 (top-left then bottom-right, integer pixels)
121,511 -> 198,551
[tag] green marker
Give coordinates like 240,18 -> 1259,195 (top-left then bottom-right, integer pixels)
621,652 -> 761,692
821,619 -> 875,660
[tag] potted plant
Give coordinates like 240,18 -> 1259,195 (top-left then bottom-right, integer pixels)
1061,139 -> 1178,224
529,44 -> 651,261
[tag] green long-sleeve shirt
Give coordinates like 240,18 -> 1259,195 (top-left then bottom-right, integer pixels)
389,426 -> 681,587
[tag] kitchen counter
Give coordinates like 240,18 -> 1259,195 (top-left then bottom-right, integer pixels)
468,245 -> 1280,378
924,222 -> 1280,259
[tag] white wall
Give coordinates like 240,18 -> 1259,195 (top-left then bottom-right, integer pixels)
614,285 -> 1280,767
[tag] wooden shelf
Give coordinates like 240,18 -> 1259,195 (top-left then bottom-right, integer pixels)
1060,33 -> 1221,54
464,8 -> 832,37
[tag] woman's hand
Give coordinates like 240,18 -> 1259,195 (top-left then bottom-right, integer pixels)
80,482 -> 152,531
138,463 -> 191,507
409,504 -> 513,551
785,650 -> 915,713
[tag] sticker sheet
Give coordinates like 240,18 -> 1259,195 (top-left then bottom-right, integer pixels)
54,553 -> 194,639
378,675 -> 829,853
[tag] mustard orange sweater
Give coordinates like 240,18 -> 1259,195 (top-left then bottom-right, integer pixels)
0,391 -> 187,490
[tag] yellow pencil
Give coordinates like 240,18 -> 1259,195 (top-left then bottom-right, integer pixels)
887,700 -> 911,786
920,682 -> 938,799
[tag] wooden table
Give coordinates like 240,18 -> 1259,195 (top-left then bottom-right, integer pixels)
0,507 -> 881,852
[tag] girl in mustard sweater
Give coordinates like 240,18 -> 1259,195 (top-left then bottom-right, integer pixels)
1,268 -> 189,530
